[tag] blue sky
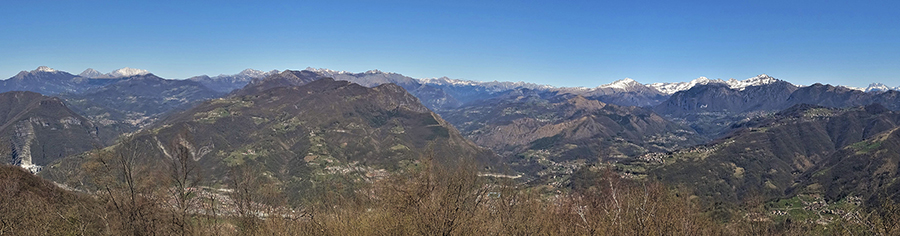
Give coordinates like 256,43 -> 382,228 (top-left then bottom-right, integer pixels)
1,0 -> 898,88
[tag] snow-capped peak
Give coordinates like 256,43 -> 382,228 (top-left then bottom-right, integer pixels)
863,83 -> 900,92
866,83 -> 888,92
647,74 -> 780,95
417,76 -> 555,91
599,78 -> 641,90
207,69 -> 278,79
724,74 -> 778,90
238,68 -> 266,77
842,86 -> 865,91
690,77 -> 715,84
418,77 -> 480,86
364,69 -> 387,74
648,77 -> 719,95
108,67 -> 150,78
33,66 -> 57,73
305,67 -> 351,75
240,68 -> 262,74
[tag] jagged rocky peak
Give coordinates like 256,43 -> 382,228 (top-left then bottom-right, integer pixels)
33,66 -> 57,73
864,83 -> 898,93
749,73 -> 775,81
365,69 -> 385,74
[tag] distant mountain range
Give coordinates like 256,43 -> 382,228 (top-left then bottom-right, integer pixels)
6,65 -> 900,214
653,80 -> 900,138
0,67 -> 231,143
60,73 -> 222,140
6,66 -> 898,110
4,65 -> 900,172
187,68 -> 279,93
1,67 -> 113,95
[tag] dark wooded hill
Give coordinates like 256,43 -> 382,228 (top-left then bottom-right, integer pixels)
649,104 -> 900,204
0,91 -> 100,171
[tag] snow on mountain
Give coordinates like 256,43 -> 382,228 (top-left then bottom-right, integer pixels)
418,76 -> 554,91
33,66 -> 57,73
263,68 -> 788,96
204,68 -> 278,79
108,67 -> 150,77
235,68 -> 276,78
841,86 -> 864,91
418,77 -> 481,87
365,69 -> 385,74
648,77 -> 718,95
25,65 -> 893,97
598,78 -> 641,90
648,74 -> 780,95
864,83 -> 898,93
16,66 -> 64,75
725,74 -> 778,90
305,67 -> 354,76
77,67 -> 152,78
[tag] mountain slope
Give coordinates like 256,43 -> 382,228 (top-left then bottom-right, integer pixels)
44,78 -> 498,205
649,104 -> 900,204
0,164 -> 104,235
653,81 -> 798,116
805,126 -> 900,204
651,80 -> 900,138
0,91 -> 100,172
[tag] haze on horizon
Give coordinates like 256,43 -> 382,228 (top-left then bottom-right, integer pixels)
1,0 -> 898,88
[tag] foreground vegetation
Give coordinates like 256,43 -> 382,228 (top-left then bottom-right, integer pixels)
4,152 -> 900,235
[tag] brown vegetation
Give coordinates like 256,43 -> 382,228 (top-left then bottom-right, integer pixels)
8,148 -> 900,235
0,165 -> 105,235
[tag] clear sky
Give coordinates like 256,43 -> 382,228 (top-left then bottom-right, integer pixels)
1,0 -> 898,88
